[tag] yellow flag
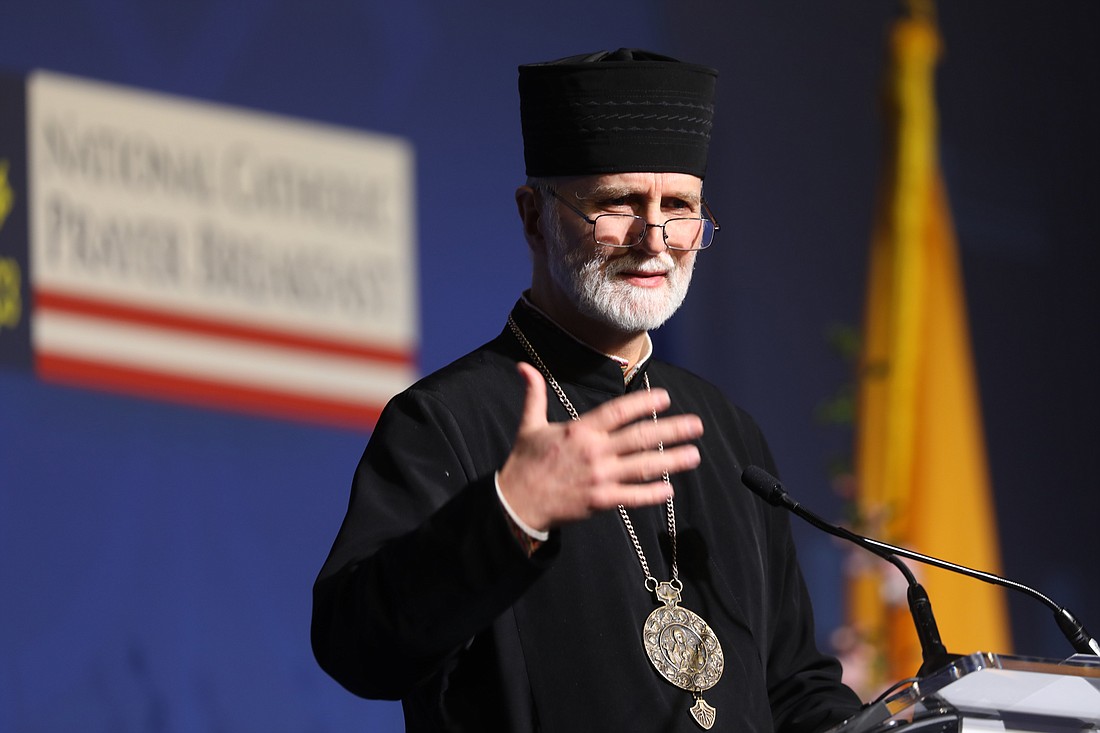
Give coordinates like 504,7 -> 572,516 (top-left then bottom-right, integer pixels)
848,2 -> 1012,688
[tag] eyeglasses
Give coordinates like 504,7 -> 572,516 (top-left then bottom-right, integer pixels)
544,187 -> 719,251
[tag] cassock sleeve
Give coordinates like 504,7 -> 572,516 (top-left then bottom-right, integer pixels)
764,506 -> 863,731
705,391 -> 862,731
310,383 -> 558,700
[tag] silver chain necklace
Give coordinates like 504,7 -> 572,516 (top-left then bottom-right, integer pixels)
507,314 -> 724,730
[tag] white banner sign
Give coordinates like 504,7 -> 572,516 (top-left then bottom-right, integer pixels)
26,71 -> 417,427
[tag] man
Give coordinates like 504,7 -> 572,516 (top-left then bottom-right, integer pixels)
312,49 -> 862,731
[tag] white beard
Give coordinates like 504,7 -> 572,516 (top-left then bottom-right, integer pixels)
545,212 -> 695,333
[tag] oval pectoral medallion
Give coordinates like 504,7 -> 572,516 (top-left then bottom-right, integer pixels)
643,603 -> 724,692
642,588 -> 724,729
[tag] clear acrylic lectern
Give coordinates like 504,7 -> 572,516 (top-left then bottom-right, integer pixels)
829,652 -> 1100,732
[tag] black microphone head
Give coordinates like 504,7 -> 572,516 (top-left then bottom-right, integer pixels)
740,466 -> 788,507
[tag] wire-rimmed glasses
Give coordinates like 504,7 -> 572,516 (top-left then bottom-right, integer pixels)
544,187 -> 719,251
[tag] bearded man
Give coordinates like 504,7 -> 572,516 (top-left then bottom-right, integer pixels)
312,48 -> 862,732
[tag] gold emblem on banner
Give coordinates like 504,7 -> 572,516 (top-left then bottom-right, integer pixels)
0,258 -> 21,330
0,160 -> 14,231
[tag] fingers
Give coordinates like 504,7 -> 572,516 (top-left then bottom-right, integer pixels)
611,413 -> 703,455
581,387 -> 673,432
592,481 -> 676,512
518,362 -> 700,449
614,443 -> 701,483
504,362 -> 705,528
516,362 -> 548,432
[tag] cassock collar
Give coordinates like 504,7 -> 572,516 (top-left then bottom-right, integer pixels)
509,296 -> 652,397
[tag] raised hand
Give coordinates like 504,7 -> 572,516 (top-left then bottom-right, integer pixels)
497,362 -> 704,532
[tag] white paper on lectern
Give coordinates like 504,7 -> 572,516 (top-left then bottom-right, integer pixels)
939,668 -> 1100,718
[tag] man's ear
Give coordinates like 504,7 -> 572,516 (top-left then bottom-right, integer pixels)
515,185 -> 545,252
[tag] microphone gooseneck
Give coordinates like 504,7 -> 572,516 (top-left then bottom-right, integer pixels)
740,465 -> 952,676
740,466 -> 1100,662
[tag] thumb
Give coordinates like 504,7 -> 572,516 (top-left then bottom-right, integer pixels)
516,362 -> 549,432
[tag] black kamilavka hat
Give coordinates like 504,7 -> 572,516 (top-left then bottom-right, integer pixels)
518,48 -> 718,179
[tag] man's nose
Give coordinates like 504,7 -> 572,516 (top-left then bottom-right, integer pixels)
634,220 -> 668,255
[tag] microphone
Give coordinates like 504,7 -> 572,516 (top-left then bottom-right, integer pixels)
740,465 -> 1100,662
740,465 -> 953,677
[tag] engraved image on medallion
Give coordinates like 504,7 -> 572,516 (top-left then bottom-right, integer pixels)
661,623 -> 706,675
643,604 -> 724,692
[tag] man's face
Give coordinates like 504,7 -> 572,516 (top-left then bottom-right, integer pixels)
541,172 -> 701,335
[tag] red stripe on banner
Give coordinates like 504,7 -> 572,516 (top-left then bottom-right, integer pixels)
35,289 -> 416,367
36,353 -> 383,430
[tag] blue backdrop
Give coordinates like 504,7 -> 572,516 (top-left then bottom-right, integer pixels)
2,2 -> 1098,731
